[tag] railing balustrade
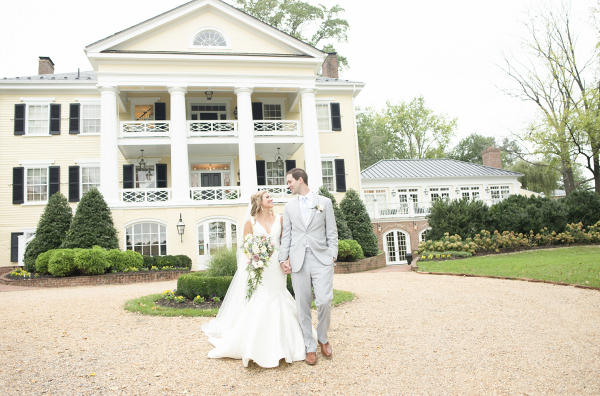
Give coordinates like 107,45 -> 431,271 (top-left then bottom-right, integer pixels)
120,188 -> 172,203
254,121 -> 301,136
260,185 -> 294,199
188,121 -> 237,136
121,121 -> 170,137
190,187 -> 241,201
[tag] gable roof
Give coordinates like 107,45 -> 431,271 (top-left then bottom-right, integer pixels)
361,159 -> 524,179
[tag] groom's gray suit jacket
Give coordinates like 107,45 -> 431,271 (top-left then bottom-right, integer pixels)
279,193 -> 338,272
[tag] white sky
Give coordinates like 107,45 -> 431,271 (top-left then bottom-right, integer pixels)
1,0 -> 597,146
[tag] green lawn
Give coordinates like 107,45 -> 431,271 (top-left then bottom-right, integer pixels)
417,245 -> 600,288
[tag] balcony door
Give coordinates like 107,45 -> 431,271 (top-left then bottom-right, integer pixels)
201,173 -> 221,187
190,104 -> 227,121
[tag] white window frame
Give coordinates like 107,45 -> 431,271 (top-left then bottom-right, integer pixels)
19,98 -> 55,137
265,161 -> 285,186
363,189 -> 388,204
428,186 -> 450,202
419,228 -> 432,242
127,158 -> 162,189
188,156 -> 235,188
460,186 -> 481,201
186,97 -> 232,121
316,101 -> 332,132
19,160 -> 54,205
188,26 -> 232,50
490,185 -> 511,200
383,229 -> 411,265
257,98 -> 287,120
124,220 -> 169,257
127,97 -> 161,121
75,160 -> 101,198
196,217 -> 238,270
321,158 -> 336,192
81,101 -> 101,135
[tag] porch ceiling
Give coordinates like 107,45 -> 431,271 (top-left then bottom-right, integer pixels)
255,140 -> 303,158
118,139 -> 171,158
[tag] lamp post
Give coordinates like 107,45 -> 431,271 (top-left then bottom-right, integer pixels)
176,213 -> 185,242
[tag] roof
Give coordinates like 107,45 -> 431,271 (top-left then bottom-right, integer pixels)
361,159 -> 524,179
1,71 -> 97,81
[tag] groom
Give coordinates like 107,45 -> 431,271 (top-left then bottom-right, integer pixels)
279,168 -> 338,365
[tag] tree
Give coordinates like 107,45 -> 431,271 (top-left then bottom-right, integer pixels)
317,185 -> 352,240
61,187 -> 119,249
339,189 -> 379,257
232,0 -> 350,71
561,190 -> 600,227
447,133 -> 521,167
509,159 -> 560,197
425,198 -> 491,241
356,107 -> 405,169
22,192 -> 73,272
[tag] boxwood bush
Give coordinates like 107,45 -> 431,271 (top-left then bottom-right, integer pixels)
74,246 -> 109,275
143,255 -> 156,269
48,249 -> 77,277
337,240 -> 364,262
561,190 -> 600,227
175,255 -> 193,269
155,255 -> 182,269
177,273 -> 233,299
35,249 -> 55,274
107,249 -> 144,272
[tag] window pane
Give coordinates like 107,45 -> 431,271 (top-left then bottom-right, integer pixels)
316,104 -> 330,130
193,30 -> 227,46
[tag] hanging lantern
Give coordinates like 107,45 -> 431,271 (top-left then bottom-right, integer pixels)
274,148 -> 284,167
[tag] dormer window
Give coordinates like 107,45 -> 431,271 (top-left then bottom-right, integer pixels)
189,27 -> 231,49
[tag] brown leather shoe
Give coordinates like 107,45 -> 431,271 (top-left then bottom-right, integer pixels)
319,341 -> 332,357
305,352 -> 317,365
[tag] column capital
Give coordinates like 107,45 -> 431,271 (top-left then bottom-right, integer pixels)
168,86 -> 188,95
97,85 -> 119,94
299,88 -> 318,97
234,87 -> 254,96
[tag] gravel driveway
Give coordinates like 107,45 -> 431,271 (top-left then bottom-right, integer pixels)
1,272 -> 599,395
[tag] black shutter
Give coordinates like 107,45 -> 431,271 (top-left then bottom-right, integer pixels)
69,103 -> 80,134
334,159 -> 346,192
252,102 -> 263,120
330,103 -> 341,131
156,164 -> 167,188
12,167 -> 24,204
49,166 -> 60,196
11,233 -> 23,263
49,104 -> 61,135
14,104 -> 25,135
256,160 -> 266,186
285,160 -> 296,173
123,164 -> 134,189
69,166 -> 80,202
154,103 -> 166,121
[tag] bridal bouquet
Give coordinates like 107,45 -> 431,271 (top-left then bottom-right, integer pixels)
242,233 -> 276,299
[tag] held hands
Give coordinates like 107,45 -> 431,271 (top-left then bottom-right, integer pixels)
280,259 -> 291,275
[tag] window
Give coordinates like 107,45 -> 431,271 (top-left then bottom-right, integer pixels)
363,189 -> 387,204
316,104 -> 331,131
266,161 -> 285,185
136,165 -> 155,189
81,166 -> 100,195
197,218 -> 238,270
322,160 -> 335,191
460,186 -> 480,200
193,30 -> 227,46
125,222 -> 167,256
429,187 -> 449,201
28,105 -> 50,135
420,228 -> 431,242
81,104 -> 101,134
26,168 -> 48,202
263,104 -> 282,120
135,105 -> 154,121
490,185 -> 510,200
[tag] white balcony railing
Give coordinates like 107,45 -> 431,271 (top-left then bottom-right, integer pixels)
366,201 -> 433,219
190,187 -> 241,201
121,121 -> 170,137
254,121 -> 301,136
120,188 -> 172,203
260,185 -> 294,199
188,121 -> 237,136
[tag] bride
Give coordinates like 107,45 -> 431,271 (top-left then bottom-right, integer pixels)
202,190 -> 310,368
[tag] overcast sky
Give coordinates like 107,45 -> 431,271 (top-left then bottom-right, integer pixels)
1,0 -> 598,146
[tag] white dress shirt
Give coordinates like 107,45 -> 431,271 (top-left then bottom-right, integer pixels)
299,190 -> 313,247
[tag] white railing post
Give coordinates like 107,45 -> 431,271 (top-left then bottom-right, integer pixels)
373,201 -> 379,219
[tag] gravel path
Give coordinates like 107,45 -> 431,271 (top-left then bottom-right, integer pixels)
1,272 -> 599,395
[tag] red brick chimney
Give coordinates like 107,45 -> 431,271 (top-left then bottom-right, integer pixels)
38,57 -> 54,75
482,147 -> 502,169
321,52 -> 338,79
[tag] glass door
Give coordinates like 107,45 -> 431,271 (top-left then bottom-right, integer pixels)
197,220 -> 237,270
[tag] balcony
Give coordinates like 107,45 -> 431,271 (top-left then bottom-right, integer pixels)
120,188 -> 172,203
260,185 -> 294,199
188,121 -> 238,137
190,187 -> 241,201
254,121 -> 300,136
366,201 -> 432,219
121,121 -> 170,137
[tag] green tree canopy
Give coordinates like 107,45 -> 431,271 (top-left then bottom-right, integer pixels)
339,189 -> 379,257
508,160 -> 560,197
447,133 -> 520,167
356,107 -> 406,169
317,185 -> 352,240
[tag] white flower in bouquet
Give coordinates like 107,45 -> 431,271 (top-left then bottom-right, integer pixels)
252,244 -> 260,254
260,246 -> 267,254
257,260 -> 264,268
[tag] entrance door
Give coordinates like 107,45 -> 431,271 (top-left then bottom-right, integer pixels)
384,230 -> 410,265
197,220 -> 237,270
200,113 -> 219,120
201,173 -> 221,187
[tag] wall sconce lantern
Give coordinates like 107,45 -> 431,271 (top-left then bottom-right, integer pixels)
424,188 -> 428,196
176,213 -> 185,242
233,106 -> 238,119
137,149 -> 147,171
391,190 -> 396,197
485,186 -> 490,194
377,223 -> 382,233
205,91 -> 213,100
455,187 -> 460,195
413,221 -> 417,231
274,148 -> 284,167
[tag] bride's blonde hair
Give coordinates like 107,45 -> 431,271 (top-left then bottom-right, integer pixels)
250,190 -> 274,219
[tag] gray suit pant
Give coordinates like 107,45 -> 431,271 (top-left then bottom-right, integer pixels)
291,248 -> 334,353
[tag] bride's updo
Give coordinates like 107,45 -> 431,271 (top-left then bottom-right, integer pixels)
250,190 -> 274,218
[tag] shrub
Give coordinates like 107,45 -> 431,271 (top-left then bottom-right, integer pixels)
177,273 -> 233,299
426,198 -> 491,241
61,187 -> 119,250
74,246 -> 109,275
340,189 -> 379,257
23,192 -> 73,272
106,249 -> 127,272
317,186 -> 353,240
337,240 -> 364,261
48,249 -> 77,277
418,250 -> 472,260
35,249 -> 55,274
206,247 -> 238,277
562,190 -> 600,227
488,195 -> 568,235
175,254 -> 193,269
155,255 -> 182,269
286,274 -> 294,296
124,250 -> 144,269
143,255 -> 156,269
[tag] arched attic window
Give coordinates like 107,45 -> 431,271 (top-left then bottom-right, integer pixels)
190,27 -> 231,49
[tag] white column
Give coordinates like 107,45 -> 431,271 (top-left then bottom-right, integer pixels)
300,88 -> 323,190
99,86 -> 119,206
235,87 -> 258,200
168,86 -> 190,203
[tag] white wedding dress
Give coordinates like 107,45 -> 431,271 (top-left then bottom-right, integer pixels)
202,215 -> 309,368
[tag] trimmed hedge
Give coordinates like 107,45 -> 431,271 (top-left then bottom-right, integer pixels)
48,249 -> 78,277
74,246 -> 109,275
35,249 -> 55,274
337,240 -> 364,261
156,255 -> 182,269
177,273 -> 233,299
176,255 -> 193,269
107,249 -> 144,272
418,250 -> 472,261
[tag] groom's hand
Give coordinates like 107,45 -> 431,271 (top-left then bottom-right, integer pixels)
280,259 -> 291,274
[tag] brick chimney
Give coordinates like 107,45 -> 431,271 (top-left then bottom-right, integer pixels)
321,52 -> 338,79
482,147 -> 502,169
38,57 -> 54,75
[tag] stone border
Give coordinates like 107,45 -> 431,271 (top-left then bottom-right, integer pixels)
0,270 -> 190,288
334,253 -> 386,274
416,271 -> 600,291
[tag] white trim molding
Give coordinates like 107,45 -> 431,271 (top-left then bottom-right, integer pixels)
20,97 -> 55,102
74,159 -> 101,165
18,160 -> 55,166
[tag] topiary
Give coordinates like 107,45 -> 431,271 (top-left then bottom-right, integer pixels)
35,249 -> 55,274
61,187 -> 119,250
23,192 -> 73,272
176,254 -> 193,269
337,239 -> 364,261
48,249 -> 77,277
74,246 -> 109,275
340,189 -> 379,257
562,190 -> 600,227
317,186 -> 353,240
176,274 -> 233,299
